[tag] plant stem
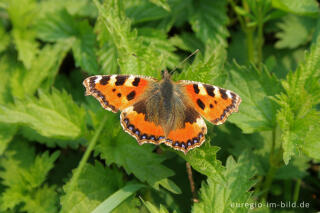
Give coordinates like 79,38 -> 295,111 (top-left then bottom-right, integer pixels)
186,162 -> 198,203
257,8 -> 264,70
246,28 -> 255,63
262,128 -> 279,200
67,115 -> 108,192
293,179 -> 301,202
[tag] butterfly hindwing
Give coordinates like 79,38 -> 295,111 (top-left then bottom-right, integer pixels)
83,75 -> 156,112
165,110 -> 207,154
120,102 -> 166,145
178,80 -> 241,125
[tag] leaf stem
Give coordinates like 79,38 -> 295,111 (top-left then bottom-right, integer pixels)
186,162 -> 198,203
67,114 -> 108,192
293,179 -> 301,202
257,8 -> 264,70
262,128 -> 279,200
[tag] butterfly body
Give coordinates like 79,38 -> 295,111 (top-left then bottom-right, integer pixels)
83,71 -> 241,154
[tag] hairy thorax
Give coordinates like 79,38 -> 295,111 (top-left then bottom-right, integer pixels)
144,78 -> 187,135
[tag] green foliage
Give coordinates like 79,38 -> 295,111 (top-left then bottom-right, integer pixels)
275,15 -> 315,49
0,0 -> 319,212
190,0 -> 229,46
96,122 -> 175,187
0,140 -> 59,212
275,38 -> 320,164
0,89 -> 86,147
224,63 -> 282,133
192,152 -> 257,213
60,162 -> 124,213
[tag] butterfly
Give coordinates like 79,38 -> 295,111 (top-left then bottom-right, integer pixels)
83,71 -> 241,154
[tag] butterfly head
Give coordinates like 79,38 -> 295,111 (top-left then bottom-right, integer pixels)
161,70 -> 171,80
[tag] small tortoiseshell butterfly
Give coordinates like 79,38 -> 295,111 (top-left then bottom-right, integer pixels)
83,71 -> 241,154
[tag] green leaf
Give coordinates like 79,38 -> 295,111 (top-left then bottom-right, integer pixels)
140,198 -> 174,213
192,152 -> 257,213
92,182 -> 145,213
0,54 -> 16,104
138,27 -> 179,69
175,42 -> 227,86
153,178 -> 182,194
169,32 -> 204,52
301,123 -> 320,161
72,21 -> 99,74
0,140 -> 59,212
275,15 -> 315,49
0,89 -> 86,146
224,63 -> 282,133
148,0 -> 170,11
0,22 -> 10,53
94,0 -> 166,77
95,116 -> 174,187
0,123 -> 17,155
38,0 -> 97,18
274,37 -> 320,164
8,0 -> 39,69
125,1 -> 169,24
272,0 -> 319,16
190,0 -> 229,45
184,143 -> 224,182
10,40 -> 72,99
37,9 -> 99,74
12,29 -> 38,70
21,185 -> 59,213
60,162 -> 124,213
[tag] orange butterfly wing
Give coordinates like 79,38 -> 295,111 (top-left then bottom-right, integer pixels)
178,80 -> 241,125
83,75 -> 156,112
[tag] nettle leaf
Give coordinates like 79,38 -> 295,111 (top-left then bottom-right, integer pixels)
0,123 -> 17,155
141,198 -> 174,213
37,9 -> 99,74
148,0 -> 170,11
272,0 -> 319,16
275,15 -> 315,49
21,185 -> 59,213
0,140 -> 59,212
190,0 -> 229,46
175,42 -> 227,86
0,89 -> 86,146
169,32 -> 204,53
192,152 -> 257,213
275,38 -> 320,164
184,143 -> 224,183
224,63 -> 282,133
10,41 -> 72,99
8,0 -> 38,69
125,1 -> 170,24
60,161 -> 124,213
95,116 -> 174,187
94,0 -> 166,77
95,19 -> 118,74
38,0 -> 97,18
138,27 -> 179,69
0,22 -> 10,53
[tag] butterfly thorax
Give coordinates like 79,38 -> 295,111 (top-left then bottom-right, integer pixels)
143,77 -> 187,136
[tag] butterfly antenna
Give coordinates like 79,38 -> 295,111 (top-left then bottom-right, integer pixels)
171,49 -> 199,73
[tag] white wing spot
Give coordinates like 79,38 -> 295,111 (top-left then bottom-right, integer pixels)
94,76 -> 102,84
226,90 -> 232,99
125,75 -> 135,87
109,75 -> 117,86
214,86 -> 221,98
198,84 -> 207,95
